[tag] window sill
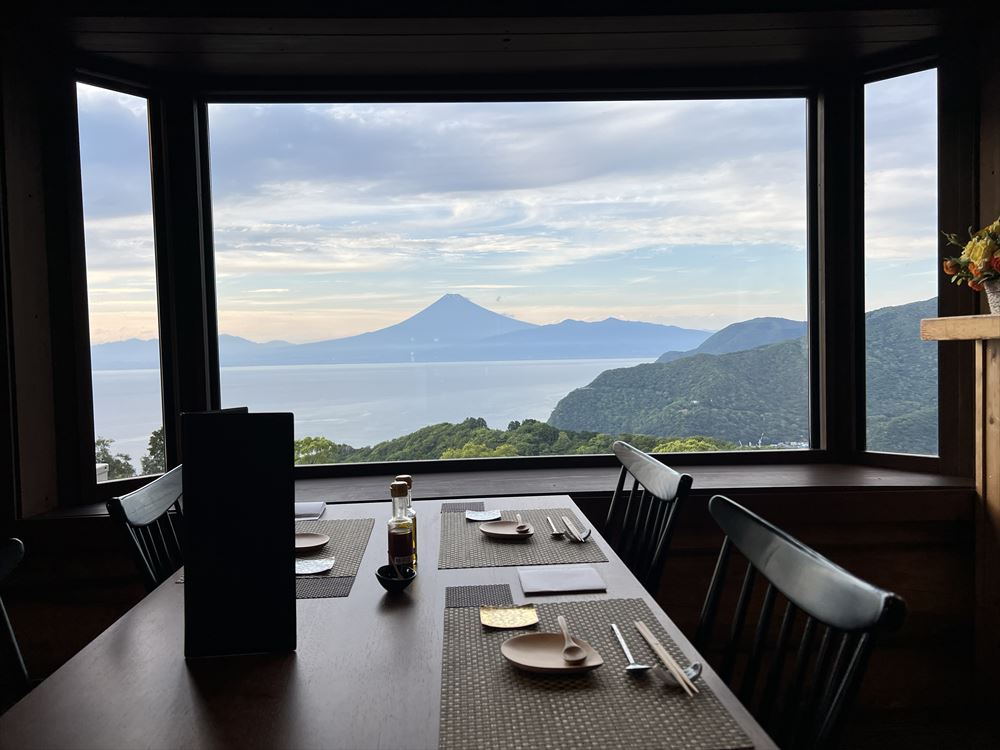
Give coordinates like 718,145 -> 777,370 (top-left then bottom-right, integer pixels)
35,462 -> 972,522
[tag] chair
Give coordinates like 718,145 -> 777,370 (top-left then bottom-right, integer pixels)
602,441 -> 692,593
107,465 -> 184,591
694,495 -> 906,750
1,538 -> 30,708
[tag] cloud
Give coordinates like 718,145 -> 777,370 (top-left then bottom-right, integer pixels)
78,77 -> 938,342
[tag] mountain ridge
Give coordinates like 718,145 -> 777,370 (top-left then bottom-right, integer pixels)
90,293 -> 713,369
656,316 -> 807,363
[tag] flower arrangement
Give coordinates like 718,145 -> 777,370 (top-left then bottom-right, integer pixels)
942,216 -> 1000,291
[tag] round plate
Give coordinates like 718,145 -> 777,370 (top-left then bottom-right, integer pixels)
500,632 -> 604,673
295,557 -> 335,575
295,532 -> 330,552
479,520 -> 534,539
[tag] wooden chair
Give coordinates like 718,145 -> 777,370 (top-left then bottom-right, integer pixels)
1,538 -> 30,709
107,465 -> 184,591
694,495 -> 906,750
603,441 -> 692,593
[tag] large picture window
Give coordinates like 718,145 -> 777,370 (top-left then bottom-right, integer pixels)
203,99 -> 810,464
863,69 -> 939,456
78,83 -> 164,481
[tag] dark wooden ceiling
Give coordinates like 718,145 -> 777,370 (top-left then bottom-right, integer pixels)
62,8 -> 949,82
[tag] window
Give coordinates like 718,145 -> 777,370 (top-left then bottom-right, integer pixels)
206,99 -> 809,464
863,70 -> 939,456
77,83 -> 164,481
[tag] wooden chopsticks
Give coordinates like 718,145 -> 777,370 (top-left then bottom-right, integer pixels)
635,620 -> 699,697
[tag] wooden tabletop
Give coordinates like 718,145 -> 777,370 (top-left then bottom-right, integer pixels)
0,496 -> 776,750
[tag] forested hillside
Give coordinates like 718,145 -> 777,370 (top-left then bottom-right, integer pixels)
549,298 -> 937,453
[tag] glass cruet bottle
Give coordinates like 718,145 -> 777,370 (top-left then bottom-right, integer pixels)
387,481 -> 414,574
395,474 -> 416,568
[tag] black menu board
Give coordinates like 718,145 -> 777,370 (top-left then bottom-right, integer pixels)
182,410 -> 296,657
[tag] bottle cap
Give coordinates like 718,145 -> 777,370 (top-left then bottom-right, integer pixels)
390,480 -> 409,497
394,474 -> 413,488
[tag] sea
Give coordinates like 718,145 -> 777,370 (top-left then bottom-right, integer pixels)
92,358 -> 651,466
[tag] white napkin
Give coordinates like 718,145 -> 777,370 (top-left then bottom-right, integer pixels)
517,565 -> 607,594
294,501 -> 326,520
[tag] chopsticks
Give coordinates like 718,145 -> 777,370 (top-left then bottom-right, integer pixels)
561,515 -> 583,542
635,620 -> 699,697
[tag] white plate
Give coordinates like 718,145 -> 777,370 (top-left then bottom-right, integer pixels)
465,510 -> 502,522
479,520 -> 534,539
500,632 -> 604,673
295,558 -> 335,575
295,532 -> 330,552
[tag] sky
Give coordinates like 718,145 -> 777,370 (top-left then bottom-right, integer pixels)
77,71 -> 937,345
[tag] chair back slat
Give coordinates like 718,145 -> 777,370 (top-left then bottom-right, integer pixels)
697,496 -> 906,750
603,441 -> 692,593
795,626 -> 836,748
694,536 -> 732,648
777,614 -> 818,743
604,466 -> 629,538
740,582 -> 777,704
721,561 -> 756,682
758,600 -> 798,723
108,466 -> 185,591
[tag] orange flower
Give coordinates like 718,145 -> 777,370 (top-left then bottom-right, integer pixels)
970,261 -> 982,277
990,256 -> 1000,274
970,280 -> 985,292
943,259 -> 960,275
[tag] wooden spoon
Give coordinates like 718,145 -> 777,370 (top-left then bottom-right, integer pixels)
515,513 -> 531,534
557,615 -> 587,663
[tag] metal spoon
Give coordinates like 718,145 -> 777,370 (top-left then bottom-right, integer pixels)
556,615 -> 587,663
546,516 -> 565,538
514,513 -> 531,534
611,623 -> 652,674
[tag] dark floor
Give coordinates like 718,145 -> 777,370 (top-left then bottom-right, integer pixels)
843,709 -> 999,749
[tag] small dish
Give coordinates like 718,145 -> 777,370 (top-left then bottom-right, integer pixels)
480,520 -> 534,539
465,510 -> 502,522
295,532 -> 330,552
375,564 -> 416,593
295,558 -> 335,575
501,632 -> 603,673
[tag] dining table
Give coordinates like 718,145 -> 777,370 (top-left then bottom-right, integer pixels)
0,494 -> 776,750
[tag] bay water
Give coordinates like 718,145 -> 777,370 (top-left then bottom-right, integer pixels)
92,358 -> 650,467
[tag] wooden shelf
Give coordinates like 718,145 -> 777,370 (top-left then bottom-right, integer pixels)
921,314 -> 1000,341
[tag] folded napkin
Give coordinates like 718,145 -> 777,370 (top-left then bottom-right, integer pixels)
517,565 -> 607,595
294,501 -> 326,520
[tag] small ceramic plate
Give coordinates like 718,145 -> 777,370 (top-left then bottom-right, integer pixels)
500,632 -> 604,673
465,510 -> 502,522
294,532 -> 330,552
480,605 -> 539,629
295,558 -> 335,575
479,520 -> 534,539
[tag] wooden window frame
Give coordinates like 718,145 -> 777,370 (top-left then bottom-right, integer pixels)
20,44 -> 973,507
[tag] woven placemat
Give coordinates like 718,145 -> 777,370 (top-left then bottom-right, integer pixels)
441,501 -> 485,513
438,508 -> 609,569
294,518 -> 375,598
439,598 -> 753,750
445,584 -> 514,608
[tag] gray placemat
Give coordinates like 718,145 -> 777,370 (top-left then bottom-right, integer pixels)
445,584 -> 514,608
438,508 -> 609,569
296,577 -> 356,599
294,518 -> 375,598
441,501 -> 485,513
439,598 -> 753,750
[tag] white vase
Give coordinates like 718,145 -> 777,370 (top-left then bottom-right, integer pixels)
985,278 -> 1000,315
